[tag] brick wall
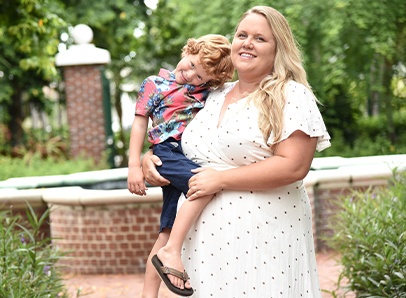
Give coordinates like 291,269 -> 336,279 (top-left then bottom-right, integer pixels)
50,203 -> 162,274
4,169 -> 392,275
63,65 -> 106,161
45,182 -> 387,274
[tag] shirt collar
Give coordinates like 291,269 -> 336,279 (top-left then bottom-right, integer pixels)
158,68 -> 176,82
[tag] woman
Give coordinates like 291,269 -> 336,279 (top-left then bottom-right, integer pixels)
142,5 -> 330,297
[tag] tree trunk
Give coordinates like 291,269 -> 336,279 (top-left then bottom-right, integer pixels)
8,87 -> 24,148
382,58 -> 396,144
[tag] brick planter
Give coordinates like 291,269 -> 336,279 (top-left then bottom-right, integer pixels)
2,155 -> 404,275
50,203 -> 161,274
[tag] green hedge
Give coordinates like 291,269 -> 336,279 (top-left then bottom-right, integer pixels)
327,171 -> 406,297
0,154 -> 107,181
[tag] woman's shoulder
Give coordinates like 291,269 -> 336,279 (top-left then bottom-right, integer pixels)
285,80 -> 311,93
285,80 -> 317,103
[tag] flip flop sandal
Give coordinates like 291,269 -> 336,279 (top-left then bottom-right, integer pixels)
151,255 -> 194,296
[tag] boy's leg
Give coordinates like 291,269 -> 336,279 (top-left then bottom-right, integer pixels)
153,140 -> 212,289
142,229 -> 170,298
157,194 -> 213,290
143,185 -> 180,297
153,140 -> 198,194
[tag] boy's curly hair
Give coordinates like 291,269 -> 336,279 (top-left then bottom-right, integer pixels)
182,34 -> 234,88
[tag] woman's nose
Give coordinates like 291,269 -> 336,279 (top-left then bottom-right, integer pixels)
242,38 -> 253,49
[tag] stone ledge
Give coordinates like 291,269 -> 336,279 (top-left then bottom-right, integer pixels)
43,186 -> 162,206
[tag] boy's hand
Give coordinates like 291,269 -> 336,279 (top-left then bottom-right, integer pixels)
127,166 -> 148,196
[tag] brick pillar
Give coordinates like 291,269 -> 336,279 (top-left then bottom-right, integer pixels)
56,24 -> 111,161
63,65 -> 106,160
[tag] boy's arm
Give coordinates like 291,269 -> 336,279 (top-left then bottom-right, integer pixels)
127,115 -> 149,195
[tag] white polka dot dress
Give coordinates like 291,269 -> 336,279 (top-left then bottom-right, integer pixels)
179,81 -> 331,297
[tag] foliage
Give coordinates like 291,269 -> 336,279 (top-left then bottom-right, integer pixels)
327,171 -> 406,297
0,204 -> 70,297
0,0 -> 66,147
0,125 -> 109,180
0,155 -> 107,181
152,0 -> 405,158
0,0 -> 405,166
315,108 -> 406,157
10,128 -> 70,159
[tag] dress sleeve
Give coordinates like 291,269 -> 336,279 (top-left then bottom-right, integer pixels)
267,81 -> 331,152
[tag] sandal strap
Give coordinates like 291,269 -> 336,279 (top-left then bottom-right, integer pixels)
160,265 -> 190,281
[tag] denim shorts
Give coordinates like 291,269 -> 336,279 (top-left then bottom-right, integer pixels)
153,139 -> 200,232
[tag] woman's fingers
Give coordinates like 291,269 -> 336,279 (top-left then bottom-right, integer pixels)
142,152 -> 169,186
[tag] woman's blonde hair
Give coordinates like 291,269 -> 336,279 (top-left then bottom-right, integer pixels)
182,34 -> 234,88
236,6 -> 314,151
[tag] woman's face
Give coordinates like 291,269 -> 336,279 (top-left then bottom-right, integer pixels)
231,12 -> 276,80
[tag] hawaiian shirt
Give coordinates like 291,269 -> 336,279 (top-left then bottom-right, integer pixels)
135,68 -> 209,145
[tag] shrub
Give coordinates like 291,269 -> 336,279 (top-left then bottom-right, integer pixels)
327,171 -> 406,297
0,154 -> 108,181
0,204 -> 70,297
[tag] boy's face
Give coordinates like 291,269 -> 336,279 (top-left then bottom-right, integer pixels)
174,54 -> 214,86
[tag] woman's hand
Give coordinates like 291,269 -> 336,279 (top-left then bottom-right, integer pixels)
141,150 -> 170,186
187,168 -> 222,200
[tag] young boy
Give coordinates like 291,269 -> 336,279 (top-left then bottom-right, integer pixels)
127,34 -> 234,296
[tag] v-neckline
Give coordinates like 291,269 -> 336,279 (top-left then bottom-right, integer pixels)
217,82 -> 250,128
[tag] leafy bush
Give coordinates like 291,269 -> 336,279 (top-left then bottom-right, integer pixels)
6,127 -> 71,160
328,171 -> 406,297
315,108 -> 406,158
0,154 -> 108,181
0,204 -> 70,297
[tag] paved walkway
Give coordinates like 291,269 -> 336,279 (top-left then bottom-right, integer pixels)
64,251 -> 355,297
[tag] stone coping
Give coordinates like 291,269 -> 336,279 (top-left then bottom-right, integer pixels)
1,156 -> 404,208
42,186 -> 162,206
306,162 -> 398,188
0,186 -> 162,209
2,155 -> 406,192
0,168 -> 128,190
310,154 -> 406,170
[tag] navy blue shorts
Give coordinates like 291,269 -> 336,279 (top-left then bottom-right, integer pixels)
153,139 -> 200,232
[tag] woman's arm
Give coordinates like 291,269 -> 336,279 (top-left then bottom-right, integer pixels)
187,130 -> 318,199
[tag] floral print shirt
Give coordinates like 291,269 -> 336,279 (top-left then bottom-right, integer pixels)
135,68 -> 209,145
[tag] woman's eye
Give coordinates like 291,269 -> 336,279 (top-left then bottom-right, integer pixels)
191,62 -> 195,68
256,36 -> 265,42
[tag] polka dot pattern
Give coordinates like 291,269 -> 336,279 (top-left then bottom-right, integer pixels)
179,81 -> 328,297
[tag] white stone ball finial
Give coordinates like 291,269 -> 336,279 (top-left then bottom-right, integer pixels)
72,24 -> 93,45
55,23 -> 110,66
